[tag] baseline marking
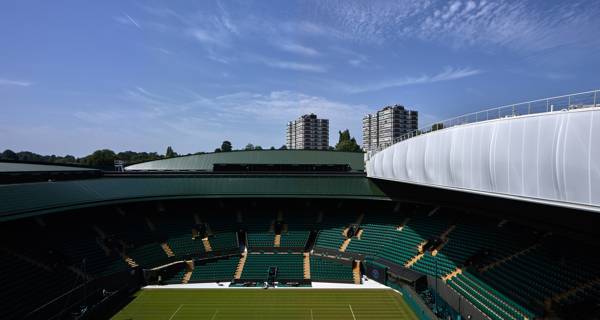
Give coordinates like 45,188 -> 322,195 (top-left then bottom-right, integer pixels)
349,304 -> 357,320
210,309 -> 219,320
310,309 -> 314,320
167,304 -> 183,320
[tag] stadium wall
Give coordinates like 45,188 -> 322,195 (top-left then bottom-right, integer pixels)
367,107 -> 600,212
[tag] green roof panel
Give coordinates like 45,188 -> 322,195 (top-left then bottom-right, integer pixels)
0,175 -> 387,220
125,150 -> 365,172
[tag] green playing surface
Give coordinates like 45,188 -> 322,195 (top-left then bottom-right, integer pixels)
111,288 -> 419,320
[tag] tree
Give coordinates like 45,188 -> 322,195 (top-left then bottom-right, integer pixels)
269,146 -> 275,150
279,145 -> 288,150
165,146 -> 177,158
244,143 -> 254,151
220,141 -> 232,152
81,149 -> 116,168
431,123 -> 444,131
1,149 -> 18,161
255,145 -> 263,150
214,148 -> 222,153
335,129 -> 362,152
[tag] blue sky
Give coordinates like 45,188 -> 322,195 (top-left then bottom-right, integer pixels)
1,0 -> 600,156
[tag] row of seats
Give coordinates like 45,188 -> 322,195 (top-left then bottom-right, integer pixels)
189,256 -> 240,282
310,256 -> 354,283
240,253 -> 304,281
0,254 -> 80,319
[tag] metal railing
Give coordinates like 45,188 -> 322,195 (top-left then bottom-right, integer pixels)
372,89 -> 600,154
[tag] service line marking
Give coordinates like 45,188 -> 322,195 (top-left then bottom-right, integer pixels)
167,304 -> 183,320
349,304 -> 357,320
210,309 -> 219,320
310,309 -> 314,320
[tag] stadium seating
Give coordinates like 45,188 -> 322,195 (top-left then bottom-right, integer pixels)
448,271 -> 535,320
314,212 -> 354,250
310,256 -> 354,283
2,202 -> 599,320
155,215 -> 206,257
189,256 -> 240,282
279,230 -> 310,248
208,232 -> 239,252
0,254 -> 80,319
164,269 -> 187,285
239,253 -> 304,281
126,242 -> 171,268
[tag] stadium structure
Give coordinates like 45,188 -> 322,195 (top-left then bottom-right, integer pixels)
1,91 -> 600,320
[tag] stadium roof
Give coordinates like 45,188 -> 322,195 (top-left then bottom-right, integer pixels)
0,175 -> 388,221
0,162 -> 97,173
125,150 -> 365,172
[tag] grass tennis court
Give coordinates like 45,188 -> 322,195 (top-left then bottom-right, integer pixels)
112,288 -> 419,320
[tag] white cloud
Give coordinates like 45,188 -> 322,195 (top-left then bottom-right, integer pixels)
0,78 -> 32,87
279,43 -> 320,57
99,88 -> 368,152
115,13 -> 142,30
337,66 -> 482,93
190,28 -> 230,47
309,0 -> 600,53
262,59 -> 328,73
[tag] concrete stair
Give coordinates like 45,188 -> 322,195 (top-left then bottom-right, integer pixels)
234,253 -> 247,279
440,224 -> 456,239
96,237 -> 112,256
269,220 -> 275,233
355,229 -> 364,240
303,253 -> 311,279
316,211 -> 323,224
404,253 -> 424,268
161,243 -> 175,257
442,268 -> 462,281
182,270 -> 193,284
274,234 -> 281,247
479,243 -> 540,272
352,260 -> 361,284
339,238 -> 351,252
202,238 -> 213,252
430,225 -> 455,256
355,213 -> 365,225
145,217 -> 156,231
68,266 -> 91,280
123,255 -> 138,268
550,277 -> 600,303
2,248 -> 52,272
182,261 -> 194,284
92,225 -> 107,239
342,227 -> 349,237
396,218 -> 410,231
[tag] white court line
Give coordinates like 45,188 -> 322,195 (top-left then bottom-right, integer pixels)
348,304 -> 357,320
168,304 -> 183,320
310,309 -> 314,320
210,309 -> 219,320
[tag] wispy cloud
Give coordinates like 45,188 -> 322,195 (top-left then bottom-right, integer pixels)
82,87 -> 368,152
278,43 -> 320,57
338,66 -> 482,93
189,28 -> 230,47
125,14 -> 141,29
115,13 -> 142,30
262,59 -> 327,73
0,78 -> 32,87
309,0 -> 600,53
